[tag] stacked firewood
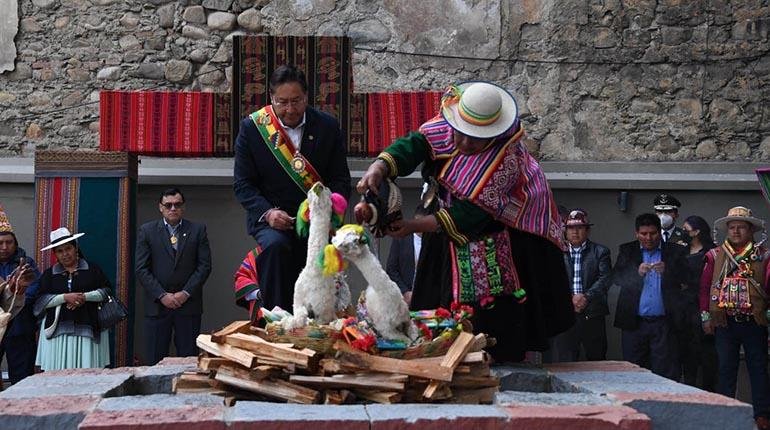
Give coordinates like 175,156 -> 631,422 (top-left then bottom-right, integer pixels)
173,321 -> 499,405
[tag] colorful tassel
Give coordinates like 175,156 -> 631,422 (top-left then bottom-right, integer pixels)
319,244 -> 346,276
330,192 -> 348,231
295,199 -> 310,237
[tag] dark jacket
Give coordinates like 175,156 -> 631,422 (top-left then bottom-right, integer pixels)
612,240 -> 690,330
233,106 -> 352,238
563,240 -> 612,319
386,235 -> 417,294
0,247 -> 41,337
135,219 -> 212,317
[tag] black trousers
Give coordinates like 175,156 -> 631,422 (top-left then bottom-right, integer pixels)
547,314 -> 607,362
621,316 -> 679,380
0,333 -> 36,384
144,308 -> 201,365
252,225 -> 307,312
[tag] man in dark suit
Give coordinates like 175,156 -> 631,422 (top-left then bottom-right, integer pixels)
613,213 -> 689,380
548,209 -> 611,361
233,65 -> 351,313
136,188 -> 211,365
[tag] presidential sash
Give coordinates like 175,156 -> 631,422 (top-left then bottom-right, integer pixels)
250,106 -> 322,193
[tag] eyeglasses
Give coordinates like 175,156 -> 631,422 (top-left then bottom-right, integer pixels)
271,97 -> 306,108
161,202 -> 184,210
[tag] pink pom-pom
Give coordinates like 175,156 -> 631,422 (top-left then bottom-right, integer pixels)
331,193 -> 348,216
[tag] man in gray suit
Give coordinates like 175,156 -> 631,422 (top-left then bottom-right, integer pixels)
136,188 -> 211,365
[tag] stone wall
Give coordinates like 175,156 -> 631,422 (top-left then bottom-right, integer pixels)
0,0 -> 768,161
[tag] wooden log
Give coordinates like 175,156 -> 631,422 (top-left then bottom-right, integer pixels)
251,365 -> 282,381
454,363 -> 491,377
223,333 -> 318,370
198,357 -> 231,372
352,390 -> 402,404
197,334 -> 259,368
323,390 -> 344,404
423,331 -> 475,399
172,372 -> 215,393
413,350 -> 488,365
211,321 -> 253,343
215,366 -> 320,404
289,374 -> 405,392
449,375 -> 500,389
256,357 -> 297,373
447,387 -> 497,404
469,333 -> 487,352
320,358 -> 355,374
334,342 -> 454,382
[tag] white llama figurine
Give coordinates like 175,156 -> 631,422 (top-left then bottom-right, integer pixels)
283,182 -> 347,329
332,224 -> 419,342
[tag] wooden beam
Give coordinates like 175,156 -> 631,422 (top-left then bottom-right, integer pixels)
289,374 -> 406,392
198,357 -> 231,372
223,333 -> 318,370
211,321 -> 253,343
423,331 -> 475,399
335,342 -> 454,382
352,390 -> 402,404
215,366 -> 320,404
197,334 -> 258,368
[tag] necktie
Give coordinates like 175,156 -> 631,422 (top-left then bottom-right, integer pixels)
663,231 -> 669,242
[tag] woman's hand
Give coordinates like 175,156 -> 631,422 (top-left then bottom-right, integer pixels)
388,215 -> 439,238
356,160 -> 388,195
64,292 -> 86,310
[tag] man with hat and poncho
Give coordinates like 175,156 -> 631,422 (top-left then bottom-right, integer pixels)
0,203 -> 41,387
700,206 -> 770,429
358,81 -> 573,362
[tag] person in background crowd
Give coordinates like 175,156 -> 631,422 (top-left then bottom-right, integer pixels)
233,64 -> 351,314
34,228 -> 110,370
613,213 -> 689,380
0,203 -> 40,386
700,206 -> 770,430
386,205 -> 430,306
547,209 -> 612,362
136,188 -> 211,365
653,193 -> 689,247
681,215 -> 718,390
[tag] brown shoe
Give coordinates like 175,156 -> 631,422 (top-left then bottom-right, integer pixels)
756,416 -> 770,430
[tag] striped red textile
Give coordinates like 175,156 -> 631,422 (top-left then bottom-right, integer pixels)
99,91 -> 231,157
366,91 -> 442,155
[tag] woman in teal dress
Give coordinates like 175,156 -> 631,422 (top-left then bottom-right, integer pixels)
33,228 -> 110,370
358,81 -> 574,362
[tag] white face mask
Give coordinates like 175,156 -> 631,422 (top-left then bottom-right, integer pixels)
658,213 -> 674,230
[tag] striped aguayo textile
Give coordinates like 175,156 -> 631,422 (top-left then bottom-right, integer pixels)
758,167 -> 770,206
99,91 -> 231,157
366,91 -> 442,156
34,151 -> 137,367
232,35 -> 368,156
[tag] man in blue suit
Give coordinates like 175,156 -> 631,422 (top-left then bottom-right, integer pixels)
0,204 -> 40,386
233,65 -> 351,314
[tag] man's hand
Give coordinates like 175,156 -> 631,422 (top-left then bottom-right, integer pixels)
160,293 -> 181,309
651,261 -> 665,273
356,160 -> 387,195
403,291 -> 412,306
266,209 -> 295,231
638,262 -> 652,276
172,291 -> 189,306
572,293 -> 587,313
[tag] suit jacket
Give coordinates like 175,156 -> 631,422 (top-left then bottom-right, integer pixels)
563,240 -> 612,319
664,226 -> 690,247
386,235 -> 417,294
135,219 -> 212,317
233,106 -> 352,237
612,240 -> 689,330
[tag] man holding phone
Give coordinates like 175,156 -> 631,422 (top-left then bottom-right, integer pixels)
612,213 -> 689,380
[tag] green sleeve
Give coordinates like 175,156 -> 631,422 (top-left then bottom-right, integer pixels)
85,290 -> 105,302
378,132 -> 430,177
48,294 -> 66,308
435,199 -> 495,245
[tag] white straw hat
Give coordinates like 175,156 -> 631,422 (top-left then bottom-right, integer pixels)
41,227 -> 85,251
440,81 -> 518,139
714,206 -> 765,232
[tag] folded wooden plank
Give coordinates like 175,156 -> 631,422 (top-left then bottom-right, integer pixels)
289,374 -> 405,391
334,342 -> 454,382
215,366 -> 320,404
197,334 -> 258,368
224,332 -> 317,370
423,331 -> 475,399
352,390 -> 402,404
211,321 -> 253,343
172,372 -> 214,393
198,357 -> 232,372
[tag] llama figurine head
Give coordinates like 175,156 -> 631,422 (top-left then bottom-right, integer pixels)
296,182 -> 347,238
332,224 -> 370,258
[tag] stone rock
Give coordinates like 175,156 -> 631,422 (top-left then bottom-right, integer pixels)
144,36 -> 166,51
129,63 -> 165,80
0,92 -> 16,104
97,66 -> 121,80
119,34 -> 141,50
188,48 -> 211,63
210,42 -> 230,62
197,63 -> 224,85
661,26 -> 692,45
708,98 -> 741,129
158,3 -> 176,28
759,136 -> 770,159
165,59 -> 193,82
145,0 -> 174,4
66,67 -> 90,82
182,25 -> 209,39
31,0 -> 56,8
61,91 -> 83,106
88,121 -> 100,132
724,141 -> 751,160
59,125 -> 82,137
20,17 -> 42,33
91,0 -> 119,5
594,27 -> 618,48
349,19 -> 390,43
53,16 -> 70,29
119,13 -> 140,28
26,123 -> 43,139
237,8 -> 262,31
695,139 -> 718,159
207,11 -> 236,30
4,63 -> 31,80
0,0 -> 17,74
182,5 -> 206,23
202,0 -> 232,11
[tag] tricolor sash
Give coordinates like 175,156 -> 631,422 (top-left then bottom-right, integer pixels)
250,106 -> 322,193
